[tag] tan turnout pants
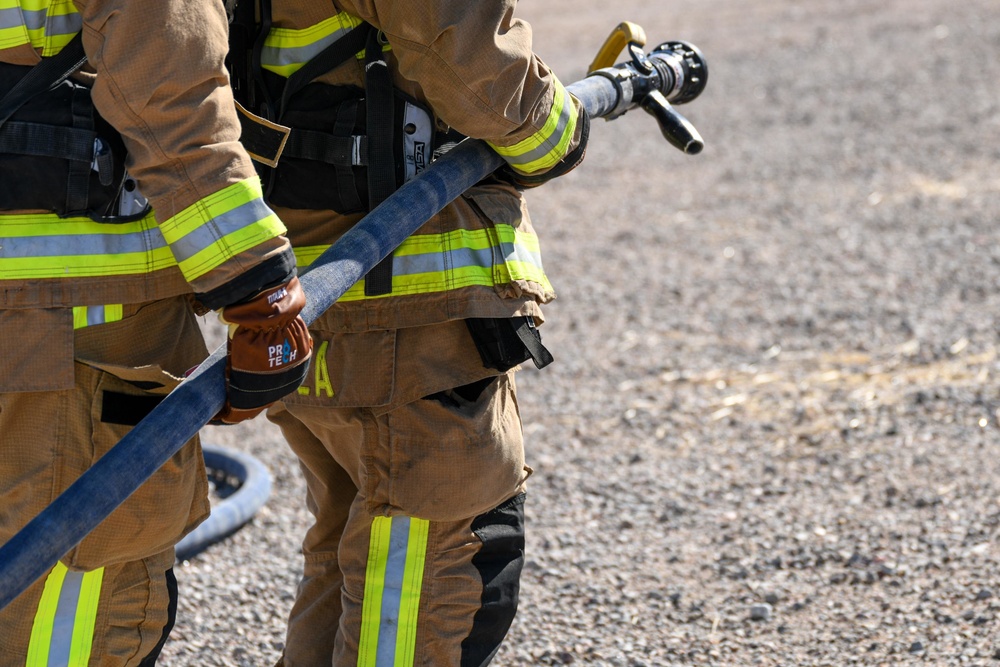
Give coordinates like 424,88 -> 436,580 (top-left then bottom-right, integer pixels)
0,296 -> 210,665
269,318 -> 531,667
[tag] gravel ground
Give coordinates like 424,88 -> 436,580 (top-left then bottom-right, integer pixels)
161,1 -> 1000,664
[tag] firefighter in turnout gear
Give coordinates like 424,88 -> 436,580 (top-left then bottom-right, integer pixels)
226,0 -> 589,664
0,0 -> 311,662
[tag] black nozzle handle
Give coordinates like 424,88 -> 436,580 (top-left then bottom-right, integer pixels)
640,90 -> 704,155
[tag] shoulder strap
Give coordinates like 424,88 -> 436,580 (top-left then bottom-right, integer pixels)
278,22 -> 372,119
0,33 -> 87,126
362,27 -> 396,296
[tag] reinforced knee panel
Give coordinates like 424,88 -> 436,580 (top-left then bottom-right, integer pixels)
461,494 -> 526,667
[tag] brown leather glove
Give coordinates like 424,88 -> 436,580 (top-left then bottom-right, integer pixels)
215,276 -> 313,424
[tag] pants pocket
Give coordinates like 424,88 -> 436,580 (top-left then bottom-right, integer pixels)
370,374 -> 527,521
65,362 -> 209,570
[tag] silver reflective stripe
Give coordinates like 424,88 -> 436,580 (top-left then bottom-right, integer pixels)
86,305 -> 106,327
166,197 -> 274,265
21,7 -> 44,31
0,230 -> 166,258
375,517 -> 413,665
0,7 -> 22,30
47,12 -> 81,38
393,246 -> 493,277
47,570 -> 85,667
261,25 -> 355,70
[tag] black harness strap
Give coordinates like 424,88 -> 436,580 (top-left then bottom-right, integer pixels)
282,128 -> 367,166
65,82 -> 93,213
333,98 -> 364,212
249,0 -> 275,118
0,120 -> 93,160
363,29 -> 397,296
0,32 -> 86,126
278,23 -> 372,119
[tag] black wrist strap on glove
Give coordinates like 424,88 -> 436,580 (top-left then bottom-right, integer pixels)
194,247 -> 297,311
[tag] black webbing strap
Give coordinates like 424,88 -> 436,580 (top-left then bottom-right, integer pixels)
278,23 -> 372,119
363,29 -> 397,296
333,98 -> 364,212
513,318 -> 554,369
65,82 -> 93,213
244,0 -> 275,123
282,127 -> 367,166
0,120 -> 93,160
0,32 -> 86,126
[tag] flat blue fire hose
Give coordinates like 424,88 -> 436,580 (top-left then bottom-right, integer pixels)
0,38 -> 707,610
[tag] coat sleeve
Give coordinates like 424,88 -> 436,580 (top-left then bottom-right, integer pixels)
71,0 -> 295,304
339,0 -> 587,180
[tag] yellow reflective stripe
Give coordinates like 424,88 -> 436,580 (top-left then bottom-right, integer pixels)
26,562 -> 66,667
0,27 -> 27,49
358,517 -> 429,667
26,563 -> 104,667
71,306 -> 87,330
158,178 -> 286,282
358,517 -> 393,667
0,250 -> 177,279
262,12 -> 364,77
488,83 -> 577,174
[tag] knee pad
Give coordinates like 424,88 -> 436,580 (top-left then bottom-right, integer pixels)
461,493 -> 526,667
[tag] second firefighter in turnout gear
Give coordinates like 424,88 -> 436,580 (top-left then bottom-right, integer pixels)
0,0 -> 311,662
227,0 -> 588,664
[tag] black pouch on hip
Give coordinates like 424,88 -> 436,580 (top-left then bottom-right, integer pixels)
465,317 -> 554,372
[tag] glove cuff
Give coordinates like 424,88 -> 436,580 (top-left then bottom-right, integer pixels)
194,247 -> 297,311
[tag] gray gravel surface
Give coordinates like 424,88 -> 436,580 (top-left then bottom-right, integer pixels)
160,1 -> 1000,664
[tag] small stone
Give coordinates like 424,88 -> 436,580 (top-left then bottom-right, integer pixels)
749,603 -> 773,621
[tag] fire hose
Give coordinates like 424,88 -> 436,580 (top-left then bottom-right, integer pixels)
0,23 -> 708,610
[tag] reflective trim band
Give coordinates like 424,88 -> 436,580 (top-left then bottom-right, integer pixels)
40,2 -> 80,56
72,303 -> 123,329
0,3 -> 31,49
261,12 -> 365,77
0,211 -> 179,279
26,562 -> 104,667
488,82 -> 577,175
358,516 -> 429,667
294,223 -> 551,302
158,178 -> 286,282
0,0 -> 81,54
